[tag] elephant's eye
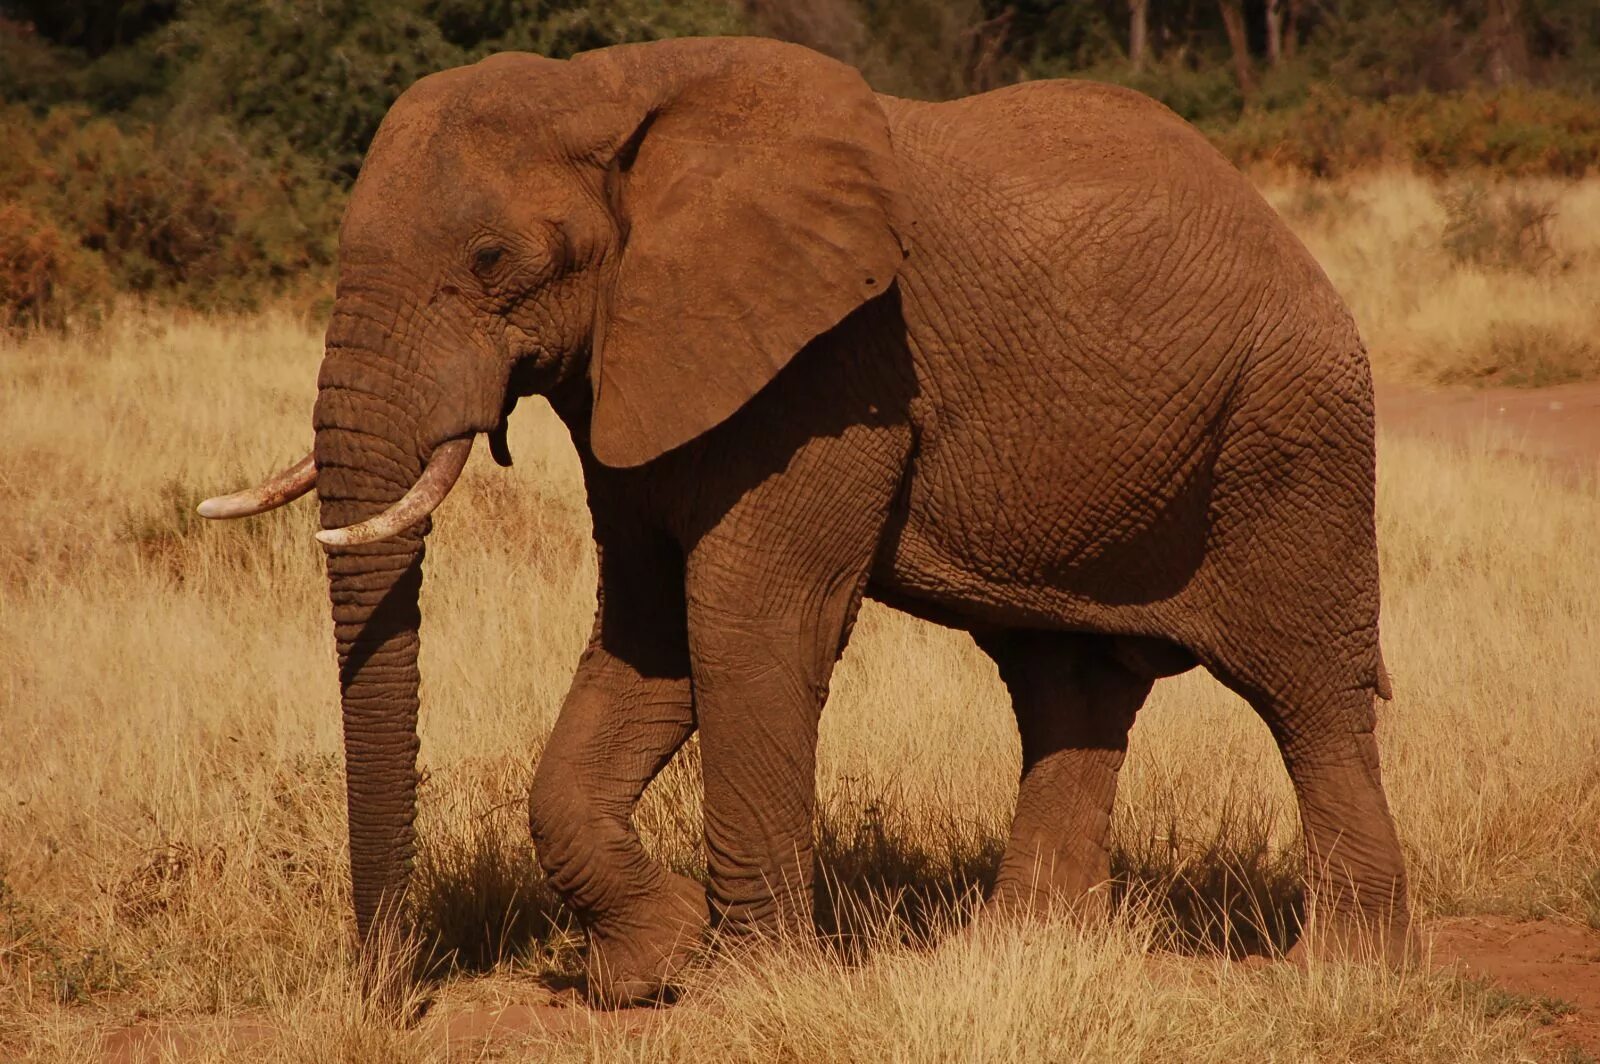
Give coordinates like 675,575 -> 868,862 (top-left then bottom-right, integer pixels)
471,245 -> 505,276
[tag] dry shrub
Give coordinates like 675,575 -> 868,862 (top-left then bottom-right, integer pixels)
1436,321 -> 1600,387
549,912 -> 1540,1064
408,762 -> 580,977
1439,182 -> 1560,271
1217,86 -> 1600,179
1223,86 -> 1404,177
0,105 -> 342,326
113,843 -> 227,926
0,202 -> 110,329
1110,787 -> 1304,959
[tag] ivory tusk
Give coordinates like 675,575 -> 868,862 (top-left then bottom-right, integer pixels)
314,436 -> 474,548
197,452 -> 316,519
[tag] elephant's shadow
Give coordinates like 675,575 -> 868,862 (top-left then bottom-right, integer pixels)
405,790 -> 1305,990
810,796 -> 1304,962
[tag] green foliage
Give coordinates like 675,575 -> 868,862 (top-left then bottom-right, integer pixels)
1082,57 -> 1247,124
8,0 -> 749,182
0,0 -> 742,327
744,0 -> 1017,101
4,0 -> 1600,327
0,12 -> 176,114
2,1 -> 179,57
1307,0 -> 1478,97
159,0 -> 469,182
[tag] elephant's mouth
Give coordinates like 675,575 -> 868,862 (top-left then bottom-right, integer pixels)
487,389 -> 521,468
196,433 -> 477,548
313,434 -> 475,547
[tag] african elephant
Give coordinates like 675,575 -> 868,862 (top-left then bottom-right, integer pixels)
201,36 -> 1410,1005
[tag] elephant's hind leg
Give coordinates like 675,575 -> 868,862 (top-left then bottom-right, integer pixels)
1225,668 -> 1412,963
1197,355 -> 1411,961
977,631 -> 1154,916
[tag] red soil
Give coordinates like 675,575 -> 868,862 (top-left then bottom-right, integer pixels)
1431,915 -> 1600,1057
1376,379 -> 1600,479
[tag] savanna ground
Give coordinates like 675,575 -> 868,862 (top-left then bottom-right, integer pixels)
2,172 -> 1598,1062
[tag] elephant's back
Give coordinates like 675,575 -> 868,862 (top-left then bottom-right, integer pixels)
878,79 -> 1234,188
877,80 -> 1331,312
877,75 -> 1362,440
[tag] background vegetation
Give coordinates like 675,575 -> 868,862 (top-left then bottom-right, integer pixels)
2,0 -> 1599,326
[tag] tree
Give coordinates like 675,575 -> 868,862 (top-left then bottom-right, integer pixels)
1128,0 -> 1148,71
1217,0 -> 1254,95
1484,0 -> 1528,86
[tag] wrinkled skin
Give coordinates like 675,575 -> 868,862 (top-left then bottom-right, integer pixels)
250,37 -> 1410,1005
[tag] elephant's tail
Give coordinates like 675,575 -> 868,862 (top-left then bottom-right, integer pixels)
1374,649 -> 1394,701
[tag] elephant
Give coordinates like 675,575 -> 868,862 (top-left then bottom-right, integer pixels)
200,36 -> 1410,1005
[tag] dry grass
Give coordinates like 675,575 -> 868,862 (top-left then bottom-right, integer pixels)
1266,172 -> 1600,387
3,178 -> 1598,1059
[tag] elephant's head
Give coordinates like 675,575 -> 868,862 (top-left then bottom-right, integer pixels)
199,37 -> 907,946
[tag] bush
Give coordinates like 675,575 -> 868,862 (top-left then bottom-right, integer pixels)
1211,86 -> 1396,174
1407,88 -> 1600,176
745,0 -> 1018,101
1435,321 -> 1600,387
162,0 -> 748,180
1212,86 -> 1600,177
0,203 -> 112,330
0,105 -> 344,324
1064,58 -> 1246,126
1439,182 -> 1560,271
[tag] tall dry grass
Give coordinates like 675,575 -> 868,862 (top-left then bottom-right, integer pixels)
2,179 -> 1598,1061
1265,172 -> 1600,387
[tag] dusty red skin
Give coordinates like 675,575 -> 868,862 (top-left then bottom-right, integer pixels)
207,36 -> 1411,1006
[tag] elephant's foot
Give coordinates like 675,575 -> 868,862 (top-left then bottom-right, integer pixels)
586,871 -> 709,1007
984,848 -> 1113,924
1286,904 -> 1417,968
354,922 -> 430,1025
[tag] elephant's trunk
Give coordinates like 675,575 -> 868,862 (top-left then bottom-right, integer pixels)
319,438 -> 427,942
311,289 -> 491,961
317,437 -> 472,547
313,319 -> 436,943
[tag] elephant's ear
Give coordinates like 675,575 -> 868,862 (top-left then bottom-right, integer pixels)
573,38 -> 910,468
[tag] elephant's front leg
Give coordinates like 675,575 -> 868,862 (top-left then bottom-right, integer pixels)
681,437 -> 903,937
684,570 -> 870,937
527,534 -> 705,1006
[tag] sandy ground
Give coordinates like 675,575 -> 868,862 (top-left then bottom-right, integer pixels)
1376,379 -> 1600,480
1432,916 -> 1600,1057
98,379 -> 1600,1061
